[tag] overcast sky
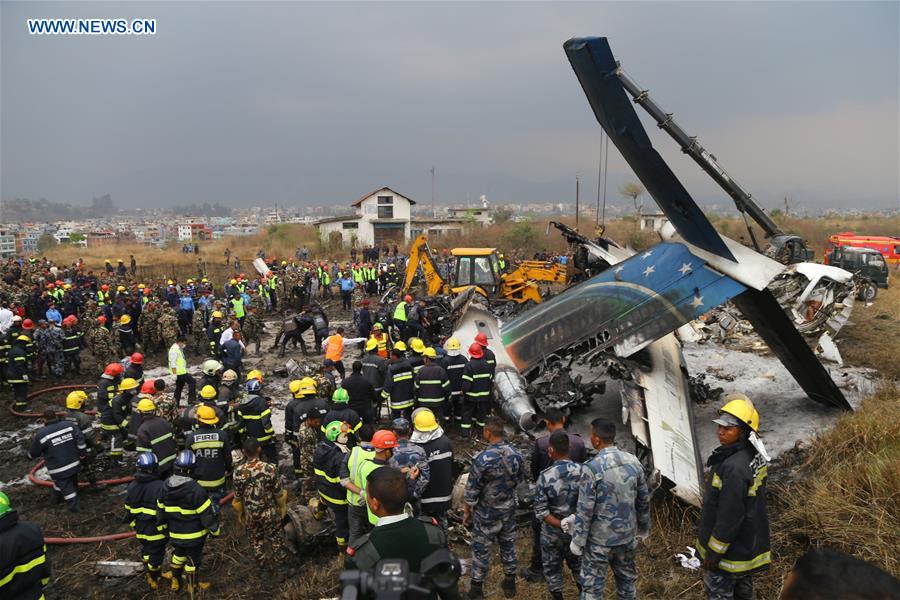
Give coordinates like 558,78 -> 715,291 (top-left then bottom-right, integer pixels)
2,1 -> 898,213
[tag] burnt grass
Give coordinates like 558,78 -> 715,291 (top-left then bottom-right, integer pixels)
3,290 -> 898,599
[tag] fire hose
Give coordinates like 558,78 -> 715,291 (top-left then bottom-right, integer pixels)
9,384 -> 98,418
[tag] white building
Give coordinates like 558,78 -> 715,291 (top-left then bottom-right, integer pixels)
0,230 -> 16,258
446,207 -> 492,227
639,210 -> 669,232
314,187 -> 415,247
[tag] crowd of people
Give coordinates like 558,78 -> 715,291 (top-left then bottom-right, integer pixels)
0,250 -> 897,600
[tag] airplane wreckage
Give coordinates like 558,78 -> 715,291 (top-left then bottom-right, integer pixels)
400,37 -> 864,507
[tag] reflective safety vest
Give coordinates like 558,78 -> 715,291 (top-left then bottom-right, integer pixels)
168,344 -> 187,375
269,275 -> 278,290
97,290 -> 107,306
393,301 -> 408,322
369,332 -> 388,358
346,445 -> 377,506
352,268 -> 363,284
325,335 -> 344,362
231,297 -> 245,319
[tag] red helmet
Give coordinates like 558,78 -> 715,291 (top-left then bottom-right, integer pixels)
130,353 -> 144,365
404,295 -> 413,303
143,288 -> 151,295
468,342 -> 484,358
97,316 -> 107,324
22,319 -> 34,330
62,315 -> 78,326
55,280 -> 63,286
474,332 -> 489,347
46,283 -> 55,289
104,363 -> 124,377
372,430 -> 399,450
140,380 -> 157,395
101,284 -> 109,291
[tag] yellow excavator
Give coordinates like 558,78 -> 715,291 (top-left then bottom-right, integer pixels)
401,235 -> 568,304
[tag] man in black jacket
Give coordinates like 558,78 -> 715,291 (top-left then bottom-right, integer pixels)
135,398 -> 178,479
460,343 -> 493,437
124,453 -> 168,590
383,348 -> 415,420
441,338 -> 468,427
343,360 -> 378,425
415,348 -> 450,422
29,408 -> 87,512
0,491 -> 50,600
159,450 -> 221,594
698,395 -> 770,600
185,405 -> 232,509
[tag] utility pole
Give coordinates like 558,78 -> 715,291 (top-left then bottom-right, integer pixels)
575,176 -> 580,230
430,167 -> 436,218
596,130 -> 604,226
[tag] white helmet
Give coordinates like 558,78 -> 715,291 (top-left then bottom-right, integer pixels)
202,359 -> 223,376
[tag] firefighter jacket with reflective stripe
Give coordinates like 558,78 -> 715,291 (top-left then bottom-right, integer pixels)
481,347 -> 497,374
415,364 -> 450,407
158,475 -> 220,547
5,344 -> 28,383
313,440 -> 348,505
0,511 -> 50,600
124,471 -> 167,542
697,440 -> 771,575
61,328 -> 83,353
136,416 -> 177,469
101,392 -> 132,429
462,357 -> 493,403
361,352 -> 387,391
185,426 -> 232,489
443,354 -> 468,397
28,420 -> 86,480
382,359 -> 415,410
237,395 -> 274,444
407,353 -> 424,375
96,375 -> 117,412
421,434 -> 454,512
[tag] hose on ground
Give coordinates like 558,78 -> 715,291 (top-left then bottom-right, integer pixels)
29,460 -> 134,488
9,384 -> 98,418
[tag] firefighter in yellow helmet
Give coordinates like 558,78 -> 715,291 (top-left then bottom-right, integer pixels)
135,397 -> 178,478
699,394 -> 769,599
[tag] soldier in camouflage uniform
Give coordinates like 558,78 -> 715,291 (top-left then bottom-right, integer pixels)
242,306 -> 264,355
314,369 -> 335,405
533,430 -> 587,600
45,323 -> 67,377
190,310 -> 208,354
32,321 -> 50,378
157,306 -> 180,351
463,416 -> 526,599
90,319 -> 120,368
570,417 -> 650,600
232,438 -> 292,569
138,302 -> 159,353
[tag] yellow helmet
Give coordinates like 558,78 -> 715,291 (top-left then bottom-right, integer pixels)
201,278 -> 208,283
197,405 -> 219,425
63,284 -> 72,290
281,260 -> 287,266
288,379 -> 303,395
167,279 -> 174,285
423,347 -> 437,359
136,397 -> 156,413
200,385 -> 217,400
246,369 -> 264,382
66,390 -> 88,410
211,310 -> 223,319
413,408 -> 439,432
298,377 -> 317,396
118,377 -> 139,392
117,285 -> 126,292
409,337 -> 425,353
230,279 -> 238,285
186,278 -> 194,284
365,338 -> 378,352
394,340 -> 407,352
446,337 -> 461,351
715,393 -> 760,432
119,314 -> 131,325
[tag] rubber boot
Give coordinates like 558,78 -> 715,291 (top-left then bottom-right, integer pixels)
467,581 -> 484,600
501,574 -> 516,598
164,567 -> 182,591
145,571 -> 159,590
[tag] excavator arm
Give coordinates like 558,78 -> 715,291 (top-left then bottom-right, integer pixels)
401,235 -> 448,297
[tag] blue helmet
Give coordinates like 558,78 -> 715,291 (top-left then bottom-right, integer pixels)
174,449 -> 196,471
390,417 -> 411,435
136,452 -> 158,471
246,379 -> 261,394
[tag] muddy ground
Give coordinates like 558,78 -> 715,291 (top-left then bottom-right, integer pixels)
0,297 -> 887,599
